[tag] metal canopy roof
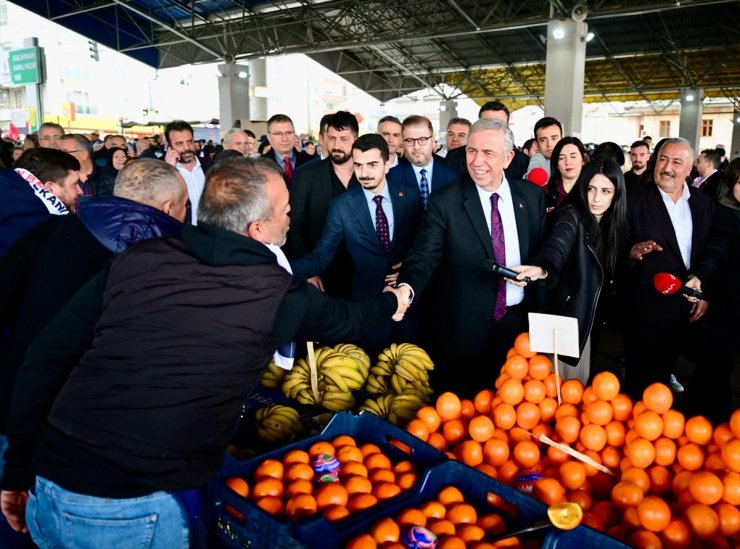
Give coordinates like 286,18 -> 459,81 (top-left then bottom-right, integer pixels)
10,0 -> 740,107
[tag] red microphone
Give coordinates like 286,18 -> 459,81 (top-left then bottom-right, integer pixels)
527,167 -> 548,186
653,273 -> 704,300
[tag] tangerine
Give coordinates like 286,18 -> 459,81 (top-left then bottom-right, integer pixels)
344,475 -> 373,495
654,437 -> 677,467
642,383 -> 673,414
622,467 -> 651,493
611,393 -> 634,422
533,478 -> 566,505
346,493 -> 378,512
605,421 -> 626,447
285,494 -> 318,521
442,419 -> 467,445
427,518 -> 455,537
474,390 -> 495,414
468,415 -> 495,443
427,432 -> 448,452
721,438 -> 740,472
685,416 -> 713,445
309,441 -> 335,457
528,354 -> 552,380
515,402 -> 540,430
285,462 -> 315,482
688,471 -> 723,505
634,410 -> 664,441
436,392 -> 462,420
561,379 -> 584,405
285,479 -> 313,498
457,524 -> 486,543
373,482 -> 402,501
492,403 -> 517,430
676,442 -> 705,471
396,507 -> 427,527
456,440 -> 484,467
660,519 -> 691,549
315,483 -> 349,509
336,445 -> 364,464
512,440 -> 540,468
716,502 -> 740,538
341,461 -> 368,478
586,400 -> 614,426
323,504 -> 350,521
368,468 -> 395,484
625,437 -> 656,468
420,500 -> 447,520
591,371 -> 621,401
437,485 -> 465,506
514,332 -> 537,358
684,502 -> 719,538
254,459 -> 284,480
364,452 -> 392,471
721,470 -> 740,505
254,495 -> 283,516
252,477 -> 284,499
580,424 -> 607,452
483,438 -> 510,467
283,449 -> 310,465
332,435 -> 357,447
523,379 -> 547,404
405,419 -> 430,442
499,378 -> 525,405
611,481 -> 644,510
397,472 -> 417,490
731,408 -> 740,438
538,397 -> 558,422
555,415 -> 581,444
559,461 -> 587,490
345,534 -> 377,549
661,409 -> 685,440
504,355 -> 529,379
224,477 -> 249,498
359,443 -> 381,458
544,372 -> 563,398
370,517 -> 400,544
446,502 -> 478,525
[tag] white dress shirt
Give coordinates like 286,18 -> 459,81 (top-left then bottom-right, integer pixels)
411,161 -> 434,192
475,177 -> 524,306
658,183 -> 693,270
176,157 -> 205,225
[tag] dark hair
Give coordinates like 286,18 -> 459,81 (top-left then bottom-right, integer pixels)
534,117 -> 562,139
15,148 -> 80,184
38,122 -> 64,135
566,156 -> 627,275
548,136 -> 587,185
245,129 -> 256,139
258,140 -> 272,155
700,149 -> 721,169
266,114 -> 294,131
722,158 -> 740,200
630,140 -> 649,150
352,133 -> 389,163
592,142 -> 625,166
328,111 -> 359,136
638,137 -> 670,186
522,138 -> 536,152
643,136 -> 653,142
164,120 -> 194,145
447,117 -> 471,129
478,101 -> 510,121
402,115 -> 433,134
106,146 -> 129,171
716,147 -> 726,158
378,115 -> 402,128
319,114 -> 334,136
61,133 -> 94,158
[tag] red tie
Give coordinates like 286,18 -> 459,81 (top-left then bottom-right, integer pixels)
283,155 -> 294,184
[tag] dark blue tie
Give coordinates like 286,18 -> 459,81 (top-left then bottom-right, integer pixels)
419,169 -> 429,210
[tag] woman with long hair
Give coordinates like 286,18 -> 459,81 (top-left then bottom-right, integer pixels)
546,136 -> 588,211
512,156 -> 628,382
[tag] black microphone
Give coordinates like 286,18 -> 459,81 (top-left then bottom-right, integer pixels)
482,260 -> 532,284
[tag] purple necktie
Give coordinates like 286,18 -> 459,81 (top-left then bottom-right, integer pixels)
491,193 -> 507,321
374,195 -> 391,252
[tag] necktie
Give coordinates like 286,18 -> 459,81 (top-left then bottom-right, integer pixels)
374,195 -> 391,252
490,193 -> 507,321
283,155 -> 294,185
419,168 -> 429,210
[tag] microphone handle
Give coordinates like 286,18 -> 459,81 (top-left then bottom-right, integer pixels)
493,263 -> 532,284
680,286 -> 704,301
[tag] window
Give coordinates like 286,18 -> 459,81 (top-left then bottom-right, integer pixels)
659,120 -> 671,138
701,119 -> 713,137
0,86 -> 24,108
0,1 -> 8,26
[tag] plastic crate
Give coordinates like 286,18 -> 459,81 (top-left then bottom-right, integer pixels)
544,524 -> 632,549
209,411 -> 447,549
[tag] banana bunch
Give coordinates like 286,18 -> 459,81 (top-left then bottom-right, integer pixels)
255,405 -> 304,444
359,394 -> 427,426
365,343 -> 435,403
260,358 -> 287,389
281,344 -> 371,411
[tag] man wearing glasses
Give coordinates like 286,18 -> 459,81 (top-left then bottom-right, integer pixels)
36,123 -> 65,150
261,114 -> 313,187
387,115 -> 458,210
60,134 -> 117,199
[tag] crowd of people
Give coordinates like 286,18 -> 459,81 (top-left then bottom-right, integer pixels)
0,102 -> 738,547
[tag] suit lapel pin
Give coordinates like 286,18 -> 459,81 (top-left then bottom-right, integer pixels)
398,192 -> 404,197
518,202 -> 525,209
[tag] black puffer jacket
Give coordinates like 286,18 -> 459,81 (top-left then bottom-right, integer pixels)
529,204 -> 604,364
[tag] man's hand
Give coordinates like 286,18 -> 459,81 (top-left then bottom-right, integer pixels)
689,299 -> 708,322
384,262 -> 402,287
384,285 -> 410,322
684,276 -> 703,303
164,148 -> 180,167
307,276 -> 324,292
1,490 -> 29,533
630,240 -> 663,260
510,265 -> 546,287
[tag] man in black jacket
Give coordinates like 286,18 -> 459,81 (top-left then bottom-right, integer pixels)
0,158 -> 407,547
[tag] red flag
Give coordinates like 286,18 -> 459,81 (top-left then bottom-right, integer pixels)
8,122 -> 20,141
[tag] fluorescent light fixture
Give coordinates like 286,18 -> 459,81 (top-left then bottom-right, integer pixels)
553,26 -> 566,40
237,71 -> 248,79
685,94 -> 695,102
586,32 -> 595,42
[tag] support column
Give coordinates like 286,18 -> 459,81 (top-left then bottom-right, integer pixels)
544,19 -> 587,137
438,99 -> 458,136
729,110 -> 740,160
249,58 -> 268,122
218,62 -> 250,131
678,88 -> 703,154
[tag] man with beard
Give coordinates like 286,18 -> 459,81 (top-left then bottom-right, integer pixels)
285,111 -> 360,298
624,140 -> 650,191
164,120 -> 211,224
623,138 -> 715,399
387,115 -> 459,211
290,134 -> 422,354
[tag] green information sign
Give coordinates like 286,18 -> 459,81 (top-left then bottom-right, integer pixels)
9,47 -> 43,85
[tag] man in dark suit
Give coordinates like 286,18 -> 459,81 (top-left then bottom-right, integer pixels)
397,118 -> 547,396
291,134 -> 423,354
623,138 -> 715,399
692,148 -> 723,199
446,101 -> 529,181
284,112 -> 359,298
261,114 -> 313,187
387,115 -> 459,210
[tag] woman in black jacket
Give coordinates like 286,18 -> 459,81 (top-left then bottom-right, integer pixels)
512,157 -> 628,383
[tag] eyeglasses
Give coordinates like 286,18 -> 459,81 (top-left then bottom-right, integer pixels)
403,136 -> 433,147
63,149 -> 84,154
39,135 -> 63,141
270,130 -> 295,138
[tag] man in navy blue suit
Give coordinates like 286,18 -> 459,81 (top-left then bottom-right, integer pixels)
291,134 -> 423,354
387,115 -> 459,210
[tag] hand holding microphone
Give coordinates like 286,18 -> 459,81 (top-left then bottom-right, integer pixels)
653,273 -> 704,301
482,261 -> 542,286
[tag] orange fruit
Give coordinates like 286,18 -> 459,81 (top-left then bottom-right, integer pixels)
446,502 -> 478,525
512,440 -> 540,468
286,479 -> 313,498
721,438 -> 740,472
515,402 -> 540,430
605,421 -> 626,447
585,399 -> 614,426
420,500 -> 446,520
683,502 -> 719,538
224,477 -> 249,498
492,403 -> 517,430
336,445 -> 364,464
428,518 -> 456,537
405,419 -> 430,442
345,534 -> 377,549
397,472 -> 417,490
591,371 -> 621,401
415,406 -> 442,433
364,452 -> 391,471
676,442 -> 705,471
436,536 -> 465,549
634,411 -> 664,442
473,389 -> 495,415
457,440 -> 484,467
629,530 -> 662,549
460,400 -> 475,421
622,467 -> 651,493
359,443 -> 381,458
346,493 -> 378,512
285,493 -> 318,521
477,513 -> 506,534
625,437 -> 656,469
332,435 -> 356,447
457,524 -> 485,543
559,461 -> 587,490
722,470 -> 740,505
611,481 -> 644,510
499,378 -> 525,405
315,483 -> 349,509
437,485 -> 464,506
648,465 -> 672,496
504,355 -> 529,380
323,504 -> 350,521
716,501 -> 740,538
731,408 -> 740,438
555,415 -> 581,444
344,475 -> 373,495
514,332 -> 536,358
252,477 -> 284,499
688,471 -> 723,505
528,354 -> 552,380
285,462 -> 315,482
661,409 -> 685,440
483,438 -> 510,467
254,495 -> 283,516
554,403 -> 579,421
341,461 -> 369,478
660,519 -> 691,548
436,392 -> 462,420
611,393 -> 634,422
254,459 -> 284,480
653,437 -> 676,467
523,379 -> 547,404
685,416 -> 713,445
543,372 -> 563,398
373,482 -> 402,501
468,415 -> 495,443
538,397 -> 558,422
442,419 -> 467,445
368,468 -> 395,484
580,424 -> 607,452
427,432 -> 448,452
396,507 -> 427,527
601,446 -> 622,469
713,423 -> 734,447
392,460 -> 415,475
309,441 -> 336,457
561,379 -> 584,405
370,517 -> 400,544
283,449 -> 310,465
642,383 -> 673,414
533,477 -> 566,505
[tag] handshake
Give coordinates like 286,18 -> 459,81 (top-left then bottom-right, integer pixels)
384,284 -> 412,322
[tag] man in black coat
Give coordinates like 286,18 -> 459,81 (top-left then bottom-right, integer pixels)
623,138 -> 715,399
60,134 -> 117,198
397,119 -> 547,396
261,114 -> 314,188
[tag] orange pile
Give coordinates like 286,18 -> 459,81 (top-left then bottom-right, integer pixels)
405,332 -> 740,548
224,435 -> 419,522
345,485 -> 532,549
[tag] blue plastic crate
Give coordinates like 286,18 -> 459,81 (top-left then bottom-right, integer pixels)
209,411 -> 447,549
544,523 -> 632,549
